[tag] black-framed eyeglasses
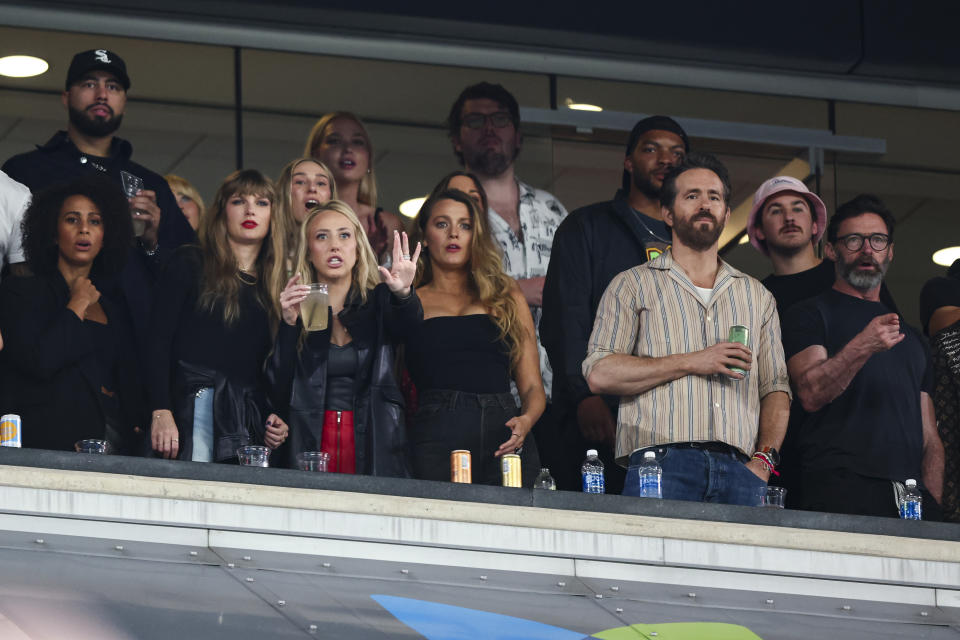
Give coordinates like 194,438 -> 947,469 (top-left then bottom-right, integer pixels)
461,111 -> 514,130
836,233 -> 890,252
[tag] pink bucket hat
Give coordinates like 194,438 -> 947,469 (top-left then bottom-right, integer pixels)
747,176 -> 827,256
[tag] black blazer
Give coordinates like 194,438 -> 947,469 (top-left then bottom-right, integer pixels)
0,271 -> 144,452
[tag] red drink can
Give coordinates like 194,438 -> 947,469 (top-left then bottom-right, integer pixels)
1,414 -> 21,448
501,454 -> 522,488
451,450 -> 472,483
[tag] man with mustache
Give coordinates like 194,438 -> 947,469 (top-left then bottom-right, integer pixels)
583,153 -> 791,503
782,195 -> 944,518
2,50 -> 195,452
541,116 -> 688,492
446,82 -> 568,455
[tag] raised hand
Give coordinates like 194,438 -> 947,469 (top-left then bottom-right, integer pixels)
856,313 -> 904,354
67,277 -> 101,320
279,273 -> 311,326
378,230 -> 421,297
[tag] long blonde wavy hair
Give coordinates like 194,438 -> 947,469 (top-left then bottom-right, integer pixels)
294,200 -> 381,305
276,157 -> 338,259
198,169 -> 286,331
304,112 -> 379,207
414,189 -> 527,368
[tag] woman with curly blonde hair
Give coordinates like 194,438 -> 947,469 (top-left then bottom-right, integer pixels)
406,188 -> 544,486
275,157 -> 337,271
304,112 -> 403,263
266,200 -> 422,474
148,169 -> 290,463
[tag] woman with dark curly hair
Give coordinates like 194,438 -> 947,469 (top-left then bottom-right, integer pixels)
0,175 -> 143,452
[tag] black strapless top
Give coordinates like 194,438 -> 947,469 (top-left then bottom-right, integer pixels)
406,314 -> 511,394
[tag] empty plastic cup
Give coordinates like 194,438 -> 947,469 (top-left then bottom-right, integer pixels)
237,445 -> 270,467
297,451 -> 330,472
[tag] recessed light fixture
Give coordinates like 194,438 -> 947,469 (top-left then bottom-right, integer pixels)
932,246 -> 960,267
738,234 -> 750,245
564,98 -> 602,112
0,55 -> 49,78
399,197 -> 426,219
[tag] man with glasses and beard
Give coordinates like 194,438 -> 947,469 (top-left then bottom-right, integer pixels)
783,195 -> 944,518
541,116 -> 687,491
446,82 -> 568,457
583,153 -> 791,504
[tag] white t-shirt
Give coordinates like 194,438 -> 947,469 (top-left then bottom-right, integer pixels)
694,285 -> 713,305
0,169 -> 30,280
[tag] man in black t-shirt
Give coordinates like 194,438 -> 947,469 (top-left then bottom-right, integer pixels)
541,116 -> 688,491
782,194 -> 944,518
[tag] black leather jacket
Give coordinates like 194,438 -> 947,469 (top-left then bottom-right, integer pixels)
266,283 -> 422,475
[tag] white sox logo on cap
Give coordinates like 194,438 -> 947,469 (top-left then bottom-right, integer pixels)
94,49 -> 111,63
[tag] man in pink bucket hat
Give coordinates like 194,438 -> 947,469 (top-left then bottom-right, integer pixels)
748,176 -> 897,316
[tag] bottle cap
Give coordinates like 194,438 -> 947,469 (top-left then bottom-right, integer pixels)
905,479 -> 917,487
540,468 -> 550,473
586,449 -> 598,457
644,451 -> 656,460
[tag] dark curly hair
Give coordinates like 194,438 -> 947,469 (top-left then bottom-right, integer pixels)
22,176 -> 133,276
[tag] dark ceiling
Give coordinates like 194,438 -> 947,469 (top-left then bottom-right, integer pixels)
5,0 -> 953,87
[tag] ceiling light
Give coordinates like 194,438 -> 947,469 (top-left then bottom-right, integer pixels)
567,103 -> 602,112
399,197 -> 426,219
0,55 -> 48,78
738,234 -> 749,244
932,246 -> 960,267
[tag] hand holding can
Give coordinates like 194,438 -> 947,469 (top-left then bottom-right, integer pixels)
727,325 -> 749,376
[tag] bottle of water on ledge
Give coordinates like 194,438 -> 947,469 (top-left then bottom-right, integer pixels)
638,451 -> 662,499
581,449 -> 605,494
899,479 -> 922,520
533,468 -> 556,490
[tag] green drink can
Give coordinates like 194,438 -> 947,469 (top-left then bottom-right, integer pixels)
727,325 -> 749,375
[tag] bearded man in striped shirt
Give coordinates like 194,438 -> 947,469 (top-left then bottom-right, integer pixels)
583,152 -> 791,504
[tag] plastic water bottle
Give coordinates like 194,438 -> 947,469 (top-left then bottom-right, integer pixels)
581,449 -> 605,494
637,451 -> 663,499
899,479 -> 922,520
533,468 -> 557,490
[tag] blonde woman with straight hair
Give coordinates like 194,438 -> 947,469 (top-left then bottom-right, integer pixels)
148,169 -> 290,463
266,200 -> 422,474
405,188 -> 544,487
304,112 -> 403,263
275,157 -> 337,271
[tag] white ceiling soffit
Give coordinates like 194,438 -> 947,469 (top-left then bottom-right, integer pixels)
2,4 -> 960,113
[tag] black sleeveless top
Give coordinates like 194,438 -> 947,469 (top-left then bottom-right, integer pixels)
406,314 -> 511,394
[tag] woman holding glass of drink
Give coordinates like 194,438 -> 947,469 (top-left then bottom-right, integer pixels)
266,200 -> 421,475
148,169 -> 290,462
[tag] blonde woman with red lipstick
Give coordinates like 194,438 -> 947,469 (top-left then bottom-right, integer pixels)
148,169 -> 290,463
304,112 -> 403,264
266,200 -> 422,475
406,189 -> 544,487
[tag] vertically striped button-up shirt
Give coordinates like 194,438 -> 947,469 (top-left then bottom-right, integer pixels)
582,250 -> 791,464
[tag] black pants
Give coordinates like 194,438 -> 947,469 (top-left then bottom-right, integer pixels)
801,468 -> 943,520
409,389 -> 540,487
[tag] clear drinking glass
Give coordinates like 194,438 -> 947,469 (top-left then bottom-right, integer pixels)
76,439 -> 110,454
761,485 -> 787,508
237,445 -> 270,467
121,170 -> 146,237
301,283 -> 329,331
297,451 -> 330,472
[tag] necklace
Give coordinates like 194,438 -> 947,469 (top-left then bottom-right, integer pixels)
236,269 -> 258,285
631,208 -> 671,245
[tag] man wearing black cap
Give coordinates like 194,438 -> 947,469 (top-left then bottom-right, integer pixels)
2,50 -> 195,447
540,116 -> 688,491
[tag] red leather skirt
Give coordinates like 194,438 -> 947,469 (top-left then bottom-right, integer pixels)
321,410 -> 355,474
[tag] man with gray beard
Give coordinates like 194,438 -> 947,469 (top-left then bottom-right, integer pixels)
783,194 -> 944,518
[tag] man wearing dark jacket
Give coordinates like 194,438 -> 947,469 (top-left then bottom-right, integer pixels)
3,49 -> 195,364
541,116 -> 688,491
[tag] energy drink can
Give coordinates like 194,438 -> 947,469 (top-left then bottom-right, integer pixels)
727,325 -> 749,375
501,454 -> 522,488
1,414 -> 21,448
451,450 -> 472,483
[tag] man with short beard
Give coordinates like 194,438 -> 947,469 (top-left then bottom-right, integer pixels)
541,116 -> 687,492
583,153 -> 791,504
446,82 -> 568,453
783,194 -> 944,518
2,50 -> 195,449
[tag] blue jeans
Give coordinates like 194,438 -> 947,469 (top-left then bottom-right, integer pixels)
623,444 -> 766,506
191,387 -> 214,463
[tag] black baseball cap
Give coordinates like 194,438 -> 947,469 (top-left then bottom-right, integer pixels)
65,49 -> 130,91
621,115 -> 689,191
